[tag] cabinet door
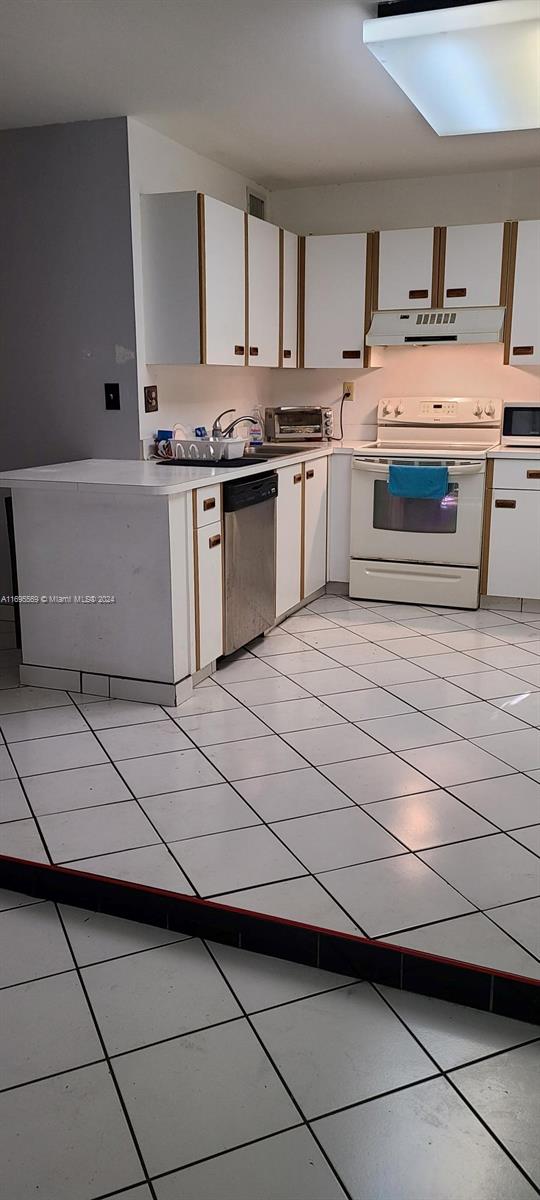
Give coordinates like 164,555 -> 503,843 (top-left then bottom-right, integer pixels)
247,216 -> 280,366
203,196 -> 245,366
304,234 -> 366,367
281,230 -> 298,367
510,220 -> 540,366
488,491 -> 540,600
303,457 -> 328,598
444,223 -> 504,308
197,520 -> 223,667
378,228 -> 434,310
276,464 -> 303,618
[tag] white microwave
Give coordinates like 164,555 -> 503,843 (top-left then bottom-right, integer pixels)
502,404 -> 540,446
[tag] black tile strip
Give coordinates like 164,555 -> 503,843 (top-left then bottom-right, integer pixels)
1,854 -> 539,1025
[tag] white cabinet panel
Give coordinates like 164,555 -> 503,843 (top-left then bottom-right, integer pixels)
195,484 -> 221,528
204,195 -> 245,366
248,216 -> 280,366
378,227 -> 434,310
304,234 -> 366,368
196,519 -> 223,668
281,230 -> 298,367
488,491 -> 540,600
444,223 -> 504,308
303,457 -> 328,597
276,464 -> 302,617
510,220 -> 540,366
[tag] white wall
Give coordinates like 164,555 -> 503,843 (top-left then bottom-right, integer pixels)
269,166 -> 540,234
127,119 -> 271,441
267,347 -> 540,445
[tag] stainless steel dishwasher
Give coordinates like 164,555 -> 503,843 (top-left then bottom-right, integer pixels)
222,471 -> 278,656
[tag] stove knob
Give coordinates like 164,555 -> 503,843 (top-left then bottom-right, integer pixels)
394,404 -> 404,417
382,403 -> 393,417
474,403 -> 483,418
484,403 -> 496,418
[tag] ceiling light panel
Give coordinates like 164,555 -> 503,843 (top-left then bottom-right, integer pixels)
363,0 -> 540,136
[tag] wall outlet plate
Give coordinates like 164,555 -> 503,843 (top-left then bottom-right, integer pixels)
144,385 -> 159,413
342,381 -> 355,401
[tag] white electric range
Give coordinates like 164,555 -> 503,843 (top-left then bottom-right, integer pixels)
349,396 -> 502,609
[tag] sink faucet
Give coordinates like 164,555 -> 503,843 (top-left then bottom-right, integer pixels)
211,409 -> 258,438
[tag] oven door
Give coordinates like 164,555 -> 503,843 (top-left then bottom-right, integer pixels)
350,456 -> 486,567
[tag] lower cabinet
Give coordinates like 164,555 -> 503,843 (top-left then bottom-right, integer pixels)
486,460 -> 540,600
276,456 -> 328,618
276,463 -> 303,618
303,456 -> 328,597
194,516 -> 223,669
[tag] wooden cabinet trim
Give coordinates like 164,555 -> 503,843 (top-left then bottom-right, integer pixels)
278,228 -> 284,367
300,465 -> 306,599
191,491 -> 201,672
494,498 -> 517,509
197,194 -> 207,365
203,497 -> 216,512
527,470 -> 540,479
297,236 -> 306,369
502,220 -> 518,365
431,226 -> 446,308
479,457 -> 494,596
364,230 -> 379,369
513,346 -> 535,356
243,212 -> 249,366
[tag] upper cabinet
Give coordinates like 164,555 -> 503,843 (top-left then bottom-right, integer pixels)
303,233 -> 367,368
509,220 -> 540,366
141,191 -> 282,367
443,223 -> 504,308
203,195 -> 246,366
247,215 -> 279,367
377,227 -> 434,309
281,229 -> 298,367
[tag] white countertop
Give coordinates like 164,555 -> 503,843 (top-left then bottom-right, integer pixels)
487,445 -> 540,459
0,446 -> 334,495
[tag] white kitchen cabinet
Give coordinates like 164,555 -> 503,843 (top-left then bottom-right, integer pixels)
281,229 -> 298,367
487,489 -> 540,601
204,195 -> 246,366
247,215 -> 279,367
303,457 -> 328,597
303,234 -> 366,367
378,227 -> 434,310
510,220 -> 540,366
444,223 -> 504,308
196,519 -> 223,668
276,463 -> 303,617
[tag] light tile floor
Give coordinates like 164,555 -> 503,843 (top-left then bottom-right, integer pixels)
1,598 -> 540,980
0,891 -> 539,1200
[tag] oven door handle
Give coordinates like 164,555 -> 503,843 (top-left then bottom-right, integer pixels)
352,459 -> 484,479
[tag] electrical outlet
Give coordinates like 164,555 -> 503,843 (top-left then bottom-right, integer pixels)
342,381 -> 355,402
144,385 -> 158,413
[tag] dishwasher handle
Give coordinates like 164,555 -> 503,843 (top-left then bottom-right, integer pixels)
223,471 -> 278,512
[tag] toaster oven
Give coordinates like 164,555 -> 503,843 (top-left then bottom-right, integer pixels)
264,406 -> 333,442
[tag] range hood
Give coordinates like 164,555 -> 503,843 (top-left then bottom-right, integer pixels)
366,306 -> 505,347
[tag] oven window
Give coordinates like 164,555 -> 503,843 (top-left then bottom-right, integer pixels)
373,481 -> 459,534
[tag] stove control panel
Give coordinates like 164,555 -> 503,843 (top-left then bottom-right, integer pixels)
378,396 -> 502,426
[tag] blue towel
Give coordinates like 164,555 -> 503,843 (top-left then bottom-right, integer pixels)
388,464 -> 449,501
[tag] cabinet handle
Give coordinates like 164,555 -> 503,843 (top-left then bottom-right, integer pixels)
249,346 -> 259,357
283,349 -> 292,359
527,470 -> 540,479
306,469 -> 314,479
234,344 -> 245,356
513,346 -> 534,356
409,289 -> 429,299
495,499 -> 516,509
446,287 -> 467,298
293,473 -> 302,484
203,497 -> 216,511
208,533 -> 221,548
342,349 -> 361,359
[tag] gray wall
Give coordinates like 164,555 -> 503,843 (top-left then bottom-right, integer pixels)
0,117 -> 139,591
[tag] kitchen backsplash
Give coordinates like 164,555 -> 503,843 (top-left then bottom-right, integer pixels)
144,343 -> 540,453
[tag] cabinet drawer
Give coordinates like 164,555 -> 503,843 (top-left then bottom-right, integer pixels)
488,490 -> 540,600
493,460 -> 540,491
195,484 -> 222,527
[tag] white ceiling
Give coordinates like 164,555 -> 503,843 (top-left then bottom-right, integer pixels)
1,0 -> 539,188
